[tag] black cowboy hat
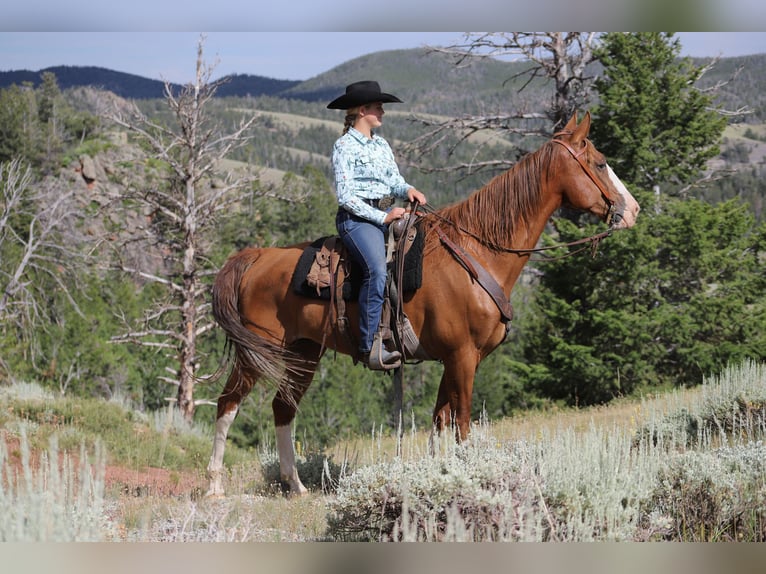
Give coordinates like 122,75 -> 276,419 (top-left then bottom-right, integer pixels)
326,80 -> 403,110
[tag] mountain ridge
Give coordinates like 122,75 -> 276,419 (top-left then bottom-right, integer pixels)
1,49 -> 765,121
0,64 -> 303,100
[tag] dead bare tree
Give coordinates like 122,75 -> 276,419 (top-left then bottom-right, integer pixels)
402,32 -> 599,175
0,159 -> 81,379
432,32 -> 597,125
103,36 -> 265,421
408,32 -> 751,182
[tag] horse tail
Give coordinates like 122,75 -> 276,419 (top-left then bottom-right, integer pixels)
212,249 -> 296,390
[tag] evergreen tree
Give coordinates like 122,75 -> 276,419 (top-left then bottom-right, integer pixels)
590,32 -> 727,196
513,33 -> 761,405
0,85 -> 32,164
36,72 -> 65,172
523,199 -> 765,404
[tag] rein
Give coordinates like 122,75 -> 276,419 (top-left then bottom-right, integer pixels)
415,202 -> 612,262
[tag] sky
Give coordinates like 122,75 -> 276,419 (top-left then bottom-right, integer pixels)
1,32 -> 765,84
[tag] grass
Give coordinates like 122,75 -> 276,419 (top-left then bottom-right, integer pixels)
0,360 -> 764,541
0,389 -> 225,474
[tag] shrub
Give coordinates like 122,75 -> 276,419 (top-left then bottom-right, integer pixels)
326,361 -> 766,542
635,360 -> 766,448
260,448 -> 347,494
644,442 -> 766,541
0,428 -> 114,541
327,429 -> 554,541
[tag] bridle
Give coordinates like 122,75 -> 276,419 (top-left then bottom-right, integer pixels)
551,133 -> 619,227
414,133 -> 625,261
411,131 -> 629,261
417,202 -> 611,262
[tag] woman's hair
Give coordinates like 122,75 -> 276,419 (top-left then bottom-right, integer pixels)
343,106 -> 364,134
342,106 -> 360,134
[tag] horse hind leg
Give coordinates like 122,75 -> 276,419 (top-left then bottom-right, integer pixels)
205,361 -> 254,497
273,339 -> 322,496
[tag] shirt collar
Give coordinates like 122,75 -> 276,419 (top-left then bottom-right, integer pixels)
347,126 -> 377,144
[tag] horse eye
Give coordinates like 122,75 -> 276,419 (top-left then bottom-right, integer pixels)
596,162 -> 606,170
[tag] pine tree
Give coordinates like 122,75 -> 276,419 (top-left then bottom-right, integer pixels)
590,32 -> 727,197
0,86 -> 32,164
515,33 -> 764,405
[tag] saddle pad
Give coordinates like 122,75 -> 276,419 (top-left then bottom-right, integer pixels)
290,228 -> 424,301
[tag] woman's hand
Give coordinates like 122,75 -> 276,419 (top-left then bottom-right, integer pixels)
383,207 -> 408,224
407,188 -> 427,206
384,188 -> 427,224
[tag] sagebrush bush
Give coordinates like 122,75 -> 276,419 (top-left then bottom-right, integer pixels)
326,361 -> 766,542
645,442 -> 766,541
0,427 -> 113,541
636,360 -> 766,449
327,427 -> 556,541
260,449 -> 347,494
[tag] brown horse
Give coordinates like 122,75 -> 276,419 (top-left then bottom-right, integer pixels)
206,112 -> 640,496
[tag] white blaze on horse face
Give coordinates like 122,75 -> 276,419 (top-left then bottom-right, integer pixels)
607,164 -> 640,229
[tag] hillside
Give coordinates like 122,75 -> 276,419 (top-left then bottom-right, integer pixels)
280,48 -> 549,115
3,50 -> 765,121
7,47 -> 764,242
1,361 -> 765,541
36,47 -> 765,252
0,49 -> 545,118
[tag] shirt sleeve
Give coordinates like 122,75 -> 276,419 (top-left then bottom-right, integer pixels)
378,137 -> 413,200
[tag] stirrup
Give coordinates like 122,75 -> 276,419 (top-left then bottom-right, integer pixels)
365,339 -> 401,371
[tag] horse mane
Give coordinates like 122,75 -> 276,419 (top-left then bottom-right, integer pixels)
430,140 -> 556,251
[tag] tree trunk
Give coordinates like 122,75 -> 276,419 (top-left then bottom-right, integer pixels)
177,175 -> 198,422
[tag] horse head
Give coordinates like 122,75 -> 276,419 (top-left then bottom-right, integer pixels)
553,112 -> 640,230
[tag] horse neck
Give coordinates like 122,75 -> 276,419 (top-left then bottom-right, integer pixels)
441,143 -> 558,242
476,193 -> 560,294
434,144 -> 562,292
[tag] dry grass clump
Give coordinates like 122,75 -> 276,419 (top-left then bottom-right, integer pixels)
118,492 -> 328,542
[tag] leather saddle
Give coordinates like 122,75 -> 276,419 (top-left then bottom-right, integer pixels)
290,213 -> 429,364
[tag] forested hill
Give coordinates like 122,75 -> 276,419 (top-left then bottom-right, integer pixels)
2,50 -> 765,120
0,48 -> 522,108
0,65 -> 301,100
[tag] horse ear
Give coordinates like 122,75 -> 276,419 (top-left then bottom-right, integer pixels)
571,111 -> 591,145
563,112 -> 578,133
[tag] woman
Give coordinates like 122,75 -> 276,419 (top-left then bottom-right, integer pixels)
327,80 -> 428,370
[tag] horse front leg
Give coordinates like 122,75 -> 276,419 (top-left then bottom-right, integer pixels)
432,348 -> 479,442
272,339 -> 322,496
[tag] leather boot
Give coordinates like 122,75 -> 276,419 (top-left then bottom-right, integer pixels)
360,347 -> 401,371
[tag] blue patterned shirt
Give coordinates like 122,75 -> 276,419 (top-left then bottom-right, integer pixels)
332,127 -> 413,225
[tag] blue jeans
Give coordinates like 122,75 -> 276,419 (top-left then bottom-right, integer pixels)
336,209 -> 387,354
